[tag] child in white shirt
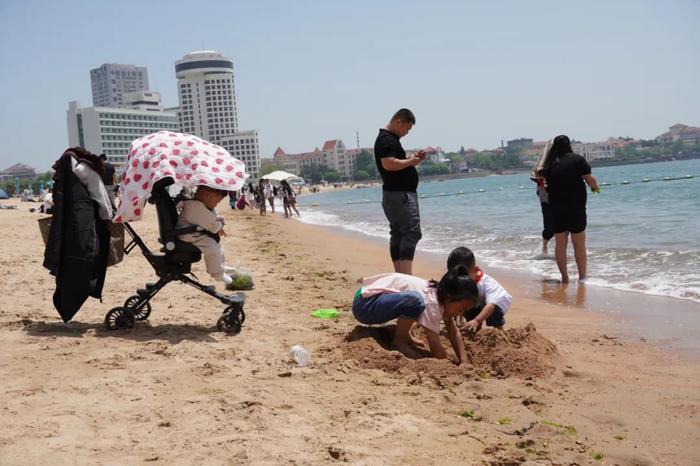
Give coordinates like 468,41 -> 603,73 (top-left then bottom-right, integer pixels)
447,247 -> 513,332
176,186 -> 232,285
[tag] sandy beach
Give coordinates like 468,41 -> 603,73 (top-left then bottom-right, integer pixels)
1,198 -> 699,465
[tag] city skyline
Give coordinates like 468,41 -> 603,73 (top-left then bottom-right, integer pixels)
1,0 -> 699,170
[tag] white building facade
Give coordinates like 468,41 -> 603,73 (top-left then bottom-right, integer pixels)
175,51 -> 239,143
67,94 -> 178,173
90,63 -> 149,107
220,130 -> 261,180
175,50 -> 260,179
572,142 -> 616,163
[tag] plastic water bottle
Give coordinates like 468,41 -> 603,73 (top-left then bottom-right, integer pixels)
290,345 -> 311,367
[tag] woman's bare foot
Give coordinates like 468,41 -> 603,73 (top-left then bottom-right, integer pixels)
394,342 -> 424,359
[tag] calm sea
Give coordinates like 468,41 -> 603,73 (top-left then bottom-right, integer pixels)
297,158 -> 700,304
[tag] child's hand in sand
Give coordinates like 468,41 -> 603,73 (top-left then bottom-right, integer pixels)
219,228 -> 227,237
464,319 -> 482,333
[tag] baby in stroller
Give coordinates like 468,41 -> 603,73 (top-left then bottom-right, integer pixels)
176,186 -> 233,285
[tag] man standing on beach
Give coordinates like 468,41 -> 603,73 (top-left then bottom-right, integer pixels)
374,108 -> 427,275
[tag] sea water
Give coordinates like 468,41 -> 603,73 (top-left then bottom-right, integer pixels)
297,159 -> 700,304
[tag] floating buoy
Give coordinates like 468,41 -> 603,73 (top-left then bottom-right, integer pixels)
457,191 -> 465,195
478,188 -> 485,193
519,186 -> 525,189
622,180 -> 630,184
663,176 -> 671,181
439,193 -> 447,196
686,174 -> 693,179
642,178 -> 651,182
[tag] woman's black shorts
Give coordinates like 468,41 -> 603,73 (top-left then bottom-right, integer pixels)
551,205 -> 587,234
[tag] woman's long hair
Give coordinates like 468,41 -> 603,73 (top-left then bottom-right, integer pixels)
543,134 -> 572,173
429,265 -> 478,305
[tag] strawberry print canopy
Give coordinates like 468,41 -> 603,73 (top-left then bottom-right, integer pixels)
114,131 -> 247,223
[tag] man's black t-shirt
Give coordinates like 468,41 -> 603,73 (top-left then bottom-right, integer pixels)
544,152 -> 591,207
101,162 -> 116,186
374,129 -> 418,192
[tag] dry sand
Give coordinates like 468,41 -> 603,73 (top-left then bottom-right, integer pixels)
0,198 -> 699,465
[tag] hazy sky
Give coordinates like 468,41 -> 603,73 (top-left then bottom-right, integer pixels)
1,0 -> 698,170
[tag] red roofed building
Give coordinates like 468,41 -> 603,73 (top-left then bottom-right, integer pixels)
656,124 -> 700,145
272,140 -> 377,180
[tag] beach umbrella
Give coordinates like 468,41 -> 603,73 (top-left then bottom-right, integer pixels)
114,131 -> 247,223
261,170 -> 303,182
0,189 -> 8,199
15,178 -> 20,195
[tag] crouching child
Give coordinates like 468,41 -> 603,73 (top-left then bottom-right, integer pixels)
447,247 -> 513,332
352,267 -> 478,363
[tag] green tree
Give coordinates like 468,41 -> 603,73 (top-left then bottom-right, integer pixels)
354,170 -> 370,181
323,169 -> 341,182
260,160 -> 286,176
671,139 -> 686,154
353,150 -> 378,180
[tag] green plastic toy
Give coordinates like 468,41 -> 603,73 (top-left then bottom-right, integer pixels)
311,308 -> 339,319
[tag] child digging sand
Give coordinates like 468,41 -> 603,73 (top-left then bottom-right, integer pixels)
352,267 -> 478,363
176,186 -> 233,285
447,247 -> 512,332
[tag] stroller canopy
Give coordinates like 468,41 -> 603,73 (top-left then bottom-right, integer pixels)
114,131 -> 247,223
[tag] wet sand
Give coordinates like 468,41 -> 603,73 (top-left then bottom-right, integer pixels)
0,198 -> 698,465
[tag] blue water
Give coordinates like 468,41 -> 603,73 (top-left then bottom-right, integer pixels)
297,159 -> 700,304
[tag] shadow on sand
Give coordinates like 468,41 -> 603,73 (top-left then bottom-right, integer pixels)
19,319 -> 222,344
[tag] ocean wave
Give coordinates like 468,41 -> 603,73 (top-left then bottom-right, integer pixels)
296,207 -> 700,304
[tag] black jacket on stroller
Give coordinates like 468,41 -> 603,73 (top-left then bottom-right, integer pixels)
43,151 -> 109,322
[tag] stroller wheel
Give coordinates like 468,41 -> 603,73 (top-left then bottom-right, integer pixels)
217,312 -> 242,334
105,307 -> 136,330
124,295 -> 152,321
224,304 -> 245,324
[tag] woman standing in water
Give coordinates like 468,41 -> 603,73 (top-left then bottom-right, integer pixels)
542,135 -> 599,283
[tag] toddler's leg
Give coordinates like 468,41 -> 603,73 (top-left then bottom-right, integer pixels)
194,237 -> 229,283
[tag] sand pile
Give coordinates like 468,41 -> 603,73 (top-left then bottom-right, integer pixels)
343,322 -> 559,381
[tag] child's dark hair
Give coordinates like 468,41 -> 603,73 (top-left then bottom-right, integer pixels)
447,247 -> 476,270
430,265 -> 478,305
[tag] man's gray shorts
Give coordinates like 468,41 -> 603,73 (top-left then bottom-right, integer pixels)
382,191 -> 422,261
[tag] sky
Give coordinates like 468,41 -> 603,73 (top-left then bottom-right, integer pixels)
0,0 -> 698,170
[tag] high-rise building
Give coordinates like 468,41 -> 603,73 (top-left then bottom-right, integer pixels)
67,92 -> 178,173
175,51 -> 239,142
175,50 -> 261,179
90,63 -> 149,107
220,131 -> 261,180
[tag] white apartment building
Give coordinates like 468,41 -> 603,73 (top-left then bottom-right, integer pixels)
90,63 -> 149,107
66,92 -> 178,172
175,50 -> 260,179
572,142 -> 616,162
220,130 -> 261,180
175,51 -> 239,143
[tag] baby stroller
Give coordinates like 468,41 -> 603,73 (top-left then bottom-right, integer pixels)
106,131 -> 249,333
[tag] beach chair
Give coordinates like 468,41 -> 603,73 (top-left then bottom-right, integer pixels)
104,178 -> 246,333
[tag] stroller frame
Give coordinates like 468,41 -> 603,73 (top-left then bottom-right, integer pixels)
104,179 -> 245,333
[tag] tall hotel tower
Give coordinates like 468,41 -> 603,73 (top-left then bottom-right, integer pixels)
175,51 -> 260,178
175,51 -> 239,144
